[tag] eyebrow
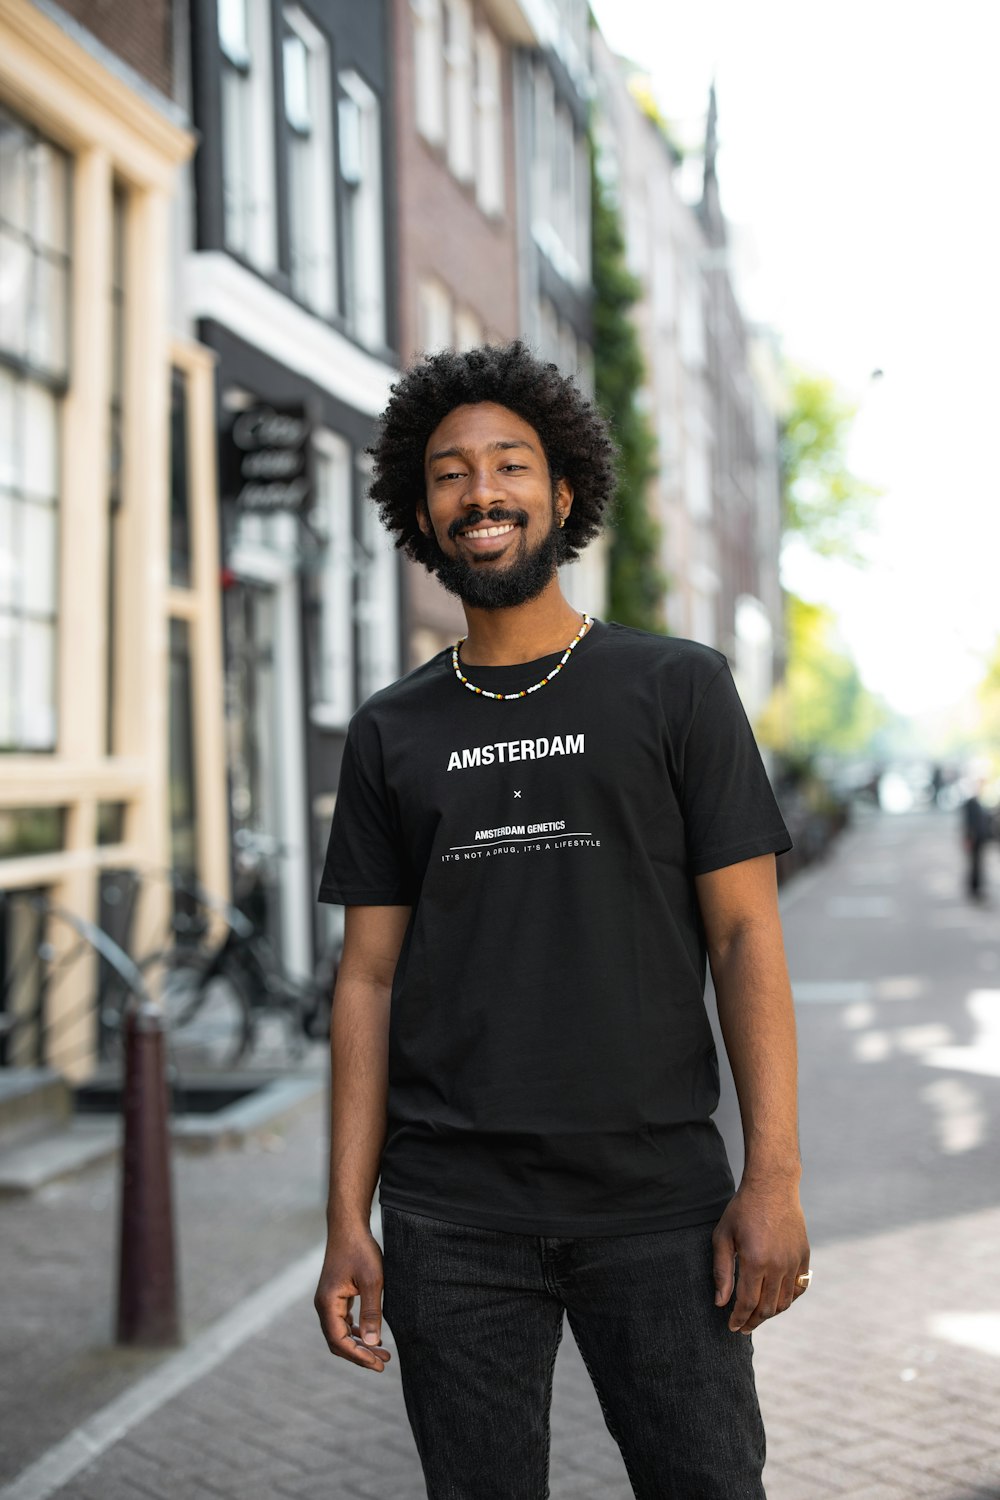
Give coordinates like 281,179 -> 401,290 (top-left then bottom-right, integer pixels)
427,439 -> 536,464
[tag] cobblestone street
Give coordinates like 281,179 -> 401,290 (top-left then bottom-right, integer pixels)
3,808 -> 999,1499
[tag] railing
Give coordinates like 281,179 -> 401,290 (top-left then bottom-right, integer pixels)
0,889 -> 153,1070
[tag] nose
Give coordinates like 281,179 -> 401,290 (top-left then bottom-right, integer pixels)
463,463 -> 504,510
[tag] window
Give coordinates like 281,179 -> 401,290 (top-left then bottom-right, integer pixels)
574,132 -> 591,280
0,109 -> 70,384
474,27 -> 503,215
168,618 -> 198,874
418,277 -> 452,353
106,188 -> 126,752
558,320 -> 577,381
454,305 -> 482,352
0,110 -> 70,753
283,7 -> 336,317
444,0 -> 474,182
355,456 -> 398,702
219,0 -> 277,271
169,367 -> 192,588
309,430 -> 353,726
529,68 -> 587,288
530,64 -> 554,232
412,0 -> 445,145
339,71 -> 386,350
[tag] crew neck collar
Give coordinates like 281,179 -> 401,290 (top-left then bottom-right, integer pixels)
449,617 -> 603,687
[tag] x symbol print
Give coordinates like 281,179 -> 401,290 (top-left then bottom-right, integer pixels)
514,790 -> 522,798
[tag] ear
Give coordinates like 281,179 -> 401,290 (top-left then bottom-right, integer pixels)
416,498 -> 432,537
555,476 -> 574,525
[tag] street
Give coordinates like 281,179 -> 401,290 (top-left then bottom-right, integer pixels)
2,807 -> 999,1500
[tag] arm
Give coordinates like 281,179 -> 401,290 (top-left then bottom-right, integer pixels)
695,854 -> 810,1334
314,903 -> 410,1373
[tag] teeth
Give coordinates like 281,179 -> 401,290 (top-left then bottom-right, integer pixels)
464,523 -> 515,538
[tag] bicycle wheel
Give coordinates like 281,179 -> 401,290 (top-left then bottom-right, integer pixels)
155,951 -> 254,1069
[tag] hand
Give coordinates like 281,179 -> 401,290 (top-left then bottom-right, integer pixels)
314,1228 -> 392,1373
712,1181 -> 810,1335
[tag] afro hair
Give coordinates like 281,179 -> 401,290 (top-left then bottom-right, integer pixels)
367,340 -> 618,570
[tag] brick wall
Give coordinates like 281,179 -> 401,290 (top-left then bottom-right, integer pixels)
392,0 -> 520,360
58,0 -> 173,97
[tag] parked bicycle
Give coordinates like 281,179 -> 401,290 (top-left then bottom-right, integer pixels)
109,836 -> 341,1070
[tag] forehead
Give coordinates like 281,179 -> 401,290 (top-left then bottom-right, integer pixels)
424,402 -> 542,462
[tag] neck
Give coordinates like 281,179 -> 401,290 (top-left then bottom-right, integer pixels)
458,578 -> 585,666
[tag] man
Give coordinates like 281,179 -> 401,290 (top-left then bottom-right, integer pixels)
315,342 -> 810,1499
961,775 -> 993,902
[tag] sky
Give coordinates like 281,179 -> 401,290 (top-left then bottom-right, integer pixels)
589,0 -> 1000,720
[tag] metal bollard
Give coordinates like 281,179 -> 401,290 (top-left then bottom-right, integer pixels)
116,997 -> 181,1346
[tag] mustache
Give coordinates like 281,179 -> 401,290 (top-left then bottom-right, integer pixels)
447,508 -> 528,541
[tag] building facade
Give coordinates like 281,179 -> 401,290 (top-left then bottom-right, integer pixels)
591,34 -> 718,649
392,0 -> 523,664
392,0 -> 606,661
183,0 -> 403,975
697,87 -> 783,716
591,45 -> 783,718
0,0 -> 213,1078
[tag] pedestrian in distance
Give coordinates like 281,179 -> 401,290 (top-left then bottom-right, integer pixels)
961,776 -> 993,903
314,341 -> 811,1500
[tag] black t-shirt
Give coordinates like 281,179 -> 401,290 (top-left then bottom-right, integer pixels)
318,620 -> 791,1236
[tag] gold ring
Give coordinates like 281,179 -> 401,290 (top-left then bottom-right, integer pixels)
795,1271 -> 812,1290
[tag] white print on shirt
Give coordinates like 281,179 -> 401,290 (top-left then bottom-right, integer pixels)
474,821 -> 565,840
441,817 -> 601,863
441,838 -> 601,862
446,733 -> 584,772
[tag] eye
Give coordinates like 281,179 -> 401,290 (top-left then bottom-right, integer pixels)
500,463 -> 526,472
435,470 -> 466,482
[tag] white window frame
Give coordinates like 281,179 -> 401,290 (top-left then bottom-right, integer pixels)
355,454 -> 398,702
283,6 -> 337,318
309,428 -> 354,728
444,0 -> 474,182
339,70 -> 386,352
454,305 -> 482,352
418,276 -> 452,353
220,0 -> 278,272
474,26 -> 504,215
411,0 -> 445,145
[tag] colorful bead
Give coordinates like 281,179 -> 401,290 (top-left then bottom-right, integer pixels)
451,615 -> 593,701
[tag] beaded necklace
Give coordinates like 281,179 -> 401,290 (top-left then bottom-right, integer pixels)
451,614 -> 593,700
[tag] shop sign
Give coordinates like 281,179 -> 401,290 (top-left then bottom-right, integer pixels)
225,404 -> 311,514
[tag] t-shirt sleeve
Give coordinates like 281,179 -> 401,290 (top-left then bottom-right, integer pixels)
679,662 -> 792,876
317,712 -> 415,906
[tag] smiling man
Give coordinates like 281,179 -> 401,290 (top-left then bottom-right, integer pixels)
315,342 -> 810,1499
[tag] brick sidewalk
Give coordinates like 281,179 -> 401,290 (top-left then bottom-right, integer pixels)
19,1198 -> 1000,1500
3,810 -> 1000,1498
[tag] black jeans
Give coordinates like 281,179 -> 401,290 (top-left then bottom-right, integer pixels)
381,1206 -> 766,1500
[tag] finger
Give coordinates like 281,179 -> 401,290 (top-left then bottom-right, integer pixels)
728,1263 -> 766,1333
712,1225 -> 736,1308
350,1323 -> 392,1359
774,1271 -> 797,1316
330,1323 -> 389,1371
357,1275 -> 384,1348
739,1267 -> 793,1332
316,1292 -> 387,1371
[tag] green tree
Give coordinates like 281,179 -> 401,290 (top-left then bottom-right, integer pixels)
757,594 -> 886,757
781,370 -> 881,564
590,146 -> 664,631
975,635 -> 1000,763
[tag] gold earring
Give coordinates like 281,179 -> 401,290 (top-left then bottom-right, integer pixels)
558,515 -> 566,528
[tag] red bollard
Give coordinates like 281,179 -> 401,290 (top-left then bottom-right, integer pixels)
116,998 -> 181,1346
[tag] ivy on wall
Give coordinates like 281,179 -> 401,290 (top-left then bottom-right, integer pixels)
591,145 -> 665,632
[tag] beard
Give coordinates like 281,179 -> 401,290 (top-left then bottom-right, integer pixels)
427,504 -> 563,610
